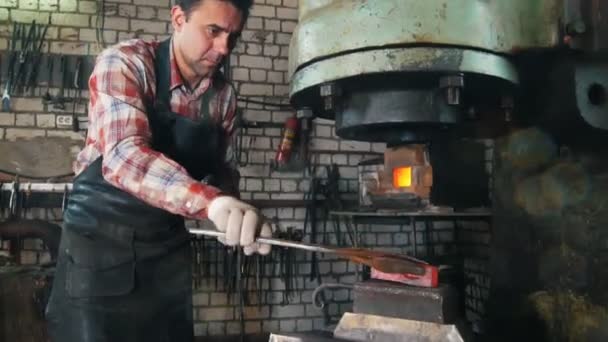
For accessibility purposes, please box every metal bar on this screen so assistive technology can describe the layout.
[0,183,72,193]
[188,228,336,254]
[330,210,492,218]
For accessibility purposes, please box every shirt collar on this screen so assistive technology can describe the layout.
[169,38,211,95]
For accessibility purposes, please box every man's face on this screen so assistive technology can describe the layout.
[171,0,244,81]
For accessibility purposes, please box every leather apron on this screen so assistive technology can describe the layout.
[45,39,224,342]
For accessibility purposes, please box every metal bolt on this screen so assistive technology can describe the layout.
[501,95,514,122]
[439,74,465,106]
[296,107,314,119]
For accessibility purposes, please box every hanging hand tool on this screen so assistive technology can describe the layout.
[12,21,37,95]
[42,55,54,104]
[189,228,439,287]
[25,24,49,96]
[2,22,21,112]
[52,55,69,110]
[71,57,83,132]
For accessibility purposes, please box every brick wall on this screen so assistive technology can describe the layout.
[0,0,493,338]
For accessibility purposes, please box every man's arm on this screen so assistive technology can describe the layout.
[87,48,221,220]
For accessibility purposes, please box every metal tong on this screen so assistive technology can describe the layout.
[188,228,429,276]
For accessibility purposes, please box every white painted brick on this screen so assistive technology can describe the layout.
[281,179,297,192]
[311,138,338,151]
[3,0,17,8]
[59,27,79,41]
[331,154,347,165]
[51,13,89,27]
[11,98,44,112]
[298,179,310,192]
[262,320,279,333]
[247,17,263,30]
[246,179,263,191]
[266,0,281,5]
[0,113,15,126]
[240,83,273,96]
[277,7,298,20]
[246,43,262,55]
[266,71,283,84]
[243,109,270,121]
[283,0,298,8]
[264,45,280,57]
[251,5,275,18]
[245,321,262,334]
[240,55,272,69]
[80,28,117,43]
[281,20,297,33]
[193,292,209,305]
[131,19,166,34]
[79,1,98,13]
[50,41,88,55]
[276,33,291,45]
[18,0,37,10]
[118,4,137,17]
[297,319,313,332]
[36,114,55,128]
[210,293,228,306]
[273,58,288,71]
[0,8,8,22]
[157,8,170,20]
[137,6,156,19]
[12,9,50,24]
[264,179,280,191]
[59,0,77,11]
[46,130,85,140]
[241,29,273,43]
[341,140,371,152]
[277,208,293,219]
[265,127,281,136]
[5,128,45,141]
[294,208,306,220]
[207,322,225,335]
[279,319,297,332]
[97,17,129,31]
[134,0,169,6]
[274,85,289,96]
[251,69,267,82]
[43,26,58,39]
[16,114,35,126]
[318,153,331,165]
[270,193,302,200]
[264,18,280,31]
[271,111,292,123]
[199,307,234,321]
[253,193,270,200]
[193,322,206,336]
[371,142,386,152]
[226,321,241,335]
[339,166,358,179]
[248,150,267,164]
[280,46,289,57]
[251,136,270,149]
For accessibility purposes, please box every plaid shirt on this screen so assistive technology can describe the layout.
[75,39,237,220]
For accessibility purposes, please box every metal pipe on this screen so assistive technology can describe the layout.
[188,228,336,254]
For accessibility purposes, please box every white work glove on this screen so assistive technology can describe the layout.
[207,196,272,255]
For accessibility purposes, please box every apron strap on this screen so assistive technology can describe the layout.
[154,38,217,122]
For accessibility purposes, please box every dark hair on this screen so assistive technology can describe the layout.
[176,0,254,20]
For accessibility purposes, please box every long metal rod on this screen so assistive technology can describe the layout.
[188,228,336,254]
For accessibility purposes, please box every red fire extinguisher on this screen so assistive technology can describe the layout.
[275,116,299,166]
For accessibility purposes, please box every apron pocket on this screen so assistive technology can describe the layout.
[64,227,135,298]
